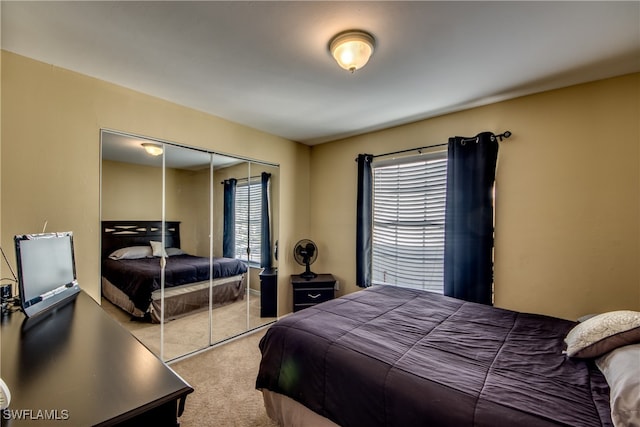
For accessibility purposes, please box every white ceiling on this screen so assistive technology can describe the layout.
[2,1,639,145]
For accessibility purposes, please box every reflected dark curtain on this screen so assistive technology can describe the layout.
[260,172,272,268]
[356,154,373,287]
[223,178,237,258]
[444,132,499,305]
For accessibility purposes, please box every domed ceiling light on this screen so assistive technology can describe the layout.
[142,142,163,156]
[329,30,375,73]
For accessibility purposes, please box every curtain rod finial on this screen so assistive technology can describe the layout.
[496,131,512,142]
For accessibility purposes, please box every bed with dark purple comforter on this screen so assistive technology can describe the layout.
[256,285,612,427]
[102,255,247,312]
[101,220,250,322]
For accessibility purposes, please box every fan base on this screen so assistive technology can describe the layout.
[300,271,317,280]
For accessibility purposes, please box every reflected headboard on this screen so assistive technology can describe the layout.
[101,221,181,260]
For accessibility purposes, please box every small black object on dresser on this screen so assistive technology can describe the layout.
[259,268,278,317]
[291,274,336,312]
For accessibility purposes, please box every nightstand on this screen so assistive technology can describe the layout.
[291,274,336,312]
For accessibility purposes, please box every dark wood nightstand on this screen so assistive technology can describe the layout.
[291,274,336,312]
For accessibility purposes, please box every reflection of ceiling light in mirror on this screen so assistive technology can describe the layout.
[329,30,375,73]
[142,143,163,156]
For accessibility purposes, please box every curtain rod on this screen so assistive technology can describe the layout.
[355,131,512,161]
[220,174,265,184]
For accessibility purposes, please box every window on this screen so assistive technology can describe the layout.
[234,180,262,265]
[372,152,447,293]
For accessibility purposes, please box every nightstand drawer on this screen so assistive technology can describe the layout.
[294,287,334,305]
[291,274,336,312]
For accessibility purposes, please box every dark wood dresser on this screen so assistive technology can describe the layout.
[0,291,193,426]
[291,274,336,312]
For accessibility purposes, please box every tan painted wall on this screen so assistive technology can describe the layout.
[1,51,309,315]
[101,160,206,256]
[102,160,166,221]
[4,49,636,320]
[309,73,640,320]
[174,167,212,257]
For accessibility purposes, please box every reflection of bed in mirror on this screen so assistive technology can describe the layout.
[101,221,247,323]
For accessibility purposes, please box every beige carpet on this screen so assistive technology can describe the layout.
[102,296,276,361]
[170,328,279,427]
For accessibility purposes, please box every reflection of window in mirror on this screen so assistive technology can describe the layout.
[224,169,273,269]
[234,178,262,265]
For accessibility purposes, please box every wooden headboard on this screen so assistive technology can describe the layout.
[101,221,181,260]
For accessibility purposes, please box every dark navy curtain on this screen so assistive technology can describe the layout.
[443,132,499,305]
[356,154,373,287]
[260,172,272,268]
[223,178,237,258]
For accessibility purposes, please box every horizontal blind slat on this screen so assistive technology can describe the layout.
[372,156,447,293]
[234,182,262,263]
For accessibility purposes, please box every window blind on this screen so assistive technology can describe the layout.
[234,181,262,264]
[372,153,447,293]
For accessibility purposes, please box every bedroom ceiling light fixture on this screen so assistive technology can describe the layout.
[142,143,163,156]
[329,30,375,73]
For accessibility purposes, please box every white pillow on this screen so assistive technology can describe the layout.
[564,310,640,358]
[165,247,185,257]
[596,344,640,427]
[150,241,168,258]
[108,246,152,260]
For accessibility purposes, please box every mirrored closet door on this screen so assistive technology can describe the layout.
[210,157,281,343]
[159,144,213,359]
[210,154,250,343]
[247,161,279,331]
[100,130,278,362]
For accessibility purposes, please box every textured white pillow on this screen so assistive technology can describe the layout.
[596,344,640,427]
[165,247,185,257]
[564,310,640,358]
[150,241,168,258]
[108,246,152,260]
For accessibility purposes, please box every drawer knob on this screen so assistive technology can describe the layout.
[308,293,321,299]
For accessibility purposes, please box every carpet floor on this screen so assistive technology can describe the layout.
[169,328,279,427]
[102,296,276,361]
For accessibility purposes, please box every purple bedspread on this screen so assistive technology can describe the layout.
[102,255,247,311]
[256,285,612,427]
